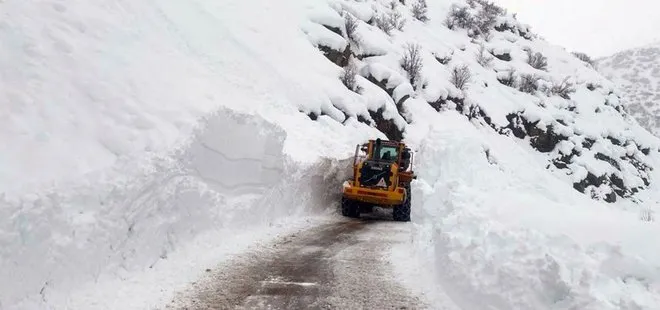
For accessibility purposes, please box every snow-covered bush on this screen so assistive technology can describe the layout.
[470,0,505,36]
[497,69,516,87]
[519,73,540,93]
[447,0,505,37]
[401,43,423,86]
[374,6,406,35]
[411,0,428,22]
[527,50,548,71]
[451,64,472,90]
[445,5,474,31]
[433,50,453,65]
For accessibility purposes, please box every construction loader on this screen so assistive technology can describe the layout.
[341,138,416,221]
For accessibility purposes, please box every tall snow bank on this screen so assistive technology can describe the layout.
[0,110,352,309]
[401,113,660,310]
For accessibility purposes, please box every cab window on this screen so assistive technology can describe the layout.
[376,145,398,162]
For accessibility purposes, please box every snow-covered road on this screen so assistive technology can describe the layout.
[168,211,441,310]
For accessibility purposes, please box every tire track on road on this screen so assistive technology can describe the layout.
[169,213,426,309]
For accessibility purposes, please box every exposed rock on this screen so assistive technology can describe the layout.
[492,51,512,61]
[368,107,404,141]
[318,45,351,67]
[595,153,621,170]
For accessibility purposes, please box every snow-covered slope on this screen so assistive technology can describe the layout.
[312,0,659,203]
[598,42,660,136]
[2,0,660,309]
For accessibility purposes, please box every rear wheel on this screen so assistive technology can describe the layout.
[393,186,411,222]
[341,197,360,218]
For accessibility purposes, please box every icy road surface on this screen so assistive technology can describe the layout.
[168,211,431,309]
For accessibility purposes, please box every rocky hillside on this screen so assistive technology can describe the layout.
[598,42,660,137]
[303,0,659,203]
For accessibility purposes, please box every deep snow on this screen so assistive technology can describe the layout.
[2,0,660,309]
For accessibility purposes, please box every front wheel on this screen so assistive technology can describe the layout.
[393,187,411,222]
[341,197,360,218]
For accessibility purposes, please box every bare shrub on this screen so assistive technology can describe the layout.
[402,43,424,86]
[374,9,405,34]
[475,44,493,68]
[451,64,472,91]
[411,0,429,22]
[519,74,540,93]
[551,77,576,99]
[390,10,406,31]
[374,13,394,34]
[640,208,655,222]
[343,12,358,41]
[341,57,359,91]
[527,50,548,71]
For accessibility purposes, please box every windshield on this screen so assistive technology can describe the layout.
[375,145,398,162]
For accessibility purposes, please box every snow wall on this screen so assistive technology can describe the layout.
[0,109,352,309]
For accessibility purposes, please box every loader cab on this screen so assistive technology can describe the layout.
[354,138,413,172]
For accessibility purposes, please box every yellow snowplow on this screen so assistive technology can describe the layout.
[341,138,416,221]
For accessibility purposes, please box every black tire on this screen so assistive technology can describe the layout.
[359,204,374,213]
[393,186,411,222]
[341,197,360,218]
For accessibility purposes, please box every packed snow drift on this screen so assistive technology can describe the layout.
[2,0,660,309]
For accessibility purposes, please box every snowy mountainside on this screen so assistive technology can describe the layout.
[305,0,659,204]
[598,42,660,137]
[2,0,660,309]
